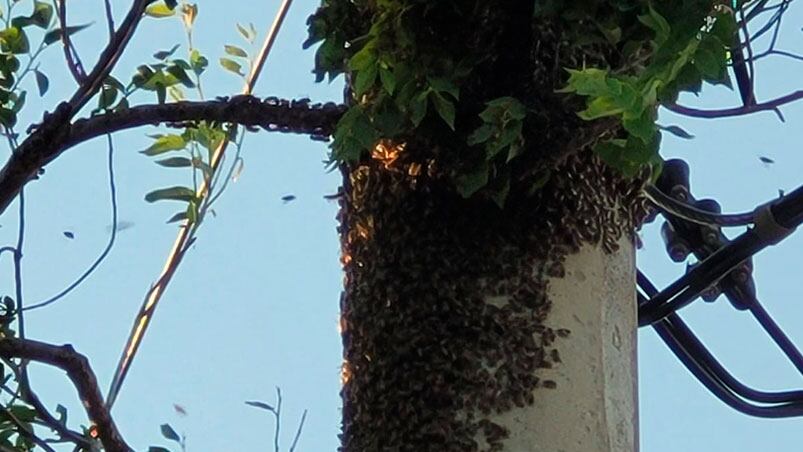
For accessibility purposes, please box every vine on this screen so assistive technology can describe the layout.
[305,0,740,203]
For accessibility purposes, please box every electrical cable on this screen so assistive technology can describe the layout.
[638,271,803,417]
[640,182,803,325]
[643,184,755,227]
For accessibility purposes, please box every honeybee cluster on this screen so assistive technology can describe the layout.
[337,145,646,451]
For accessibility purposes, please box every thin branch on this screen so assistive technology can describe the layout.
[0,97,343,217]
[105,0,297,409]
[274,387,282,452]
[103,0,115,39]
[56,0,86,83]
[663,90,803,119]
[288,409,307,452]
[23,386,90,448]
[0,404,56,452]
[67,0,156,114]
[0,338,131,452]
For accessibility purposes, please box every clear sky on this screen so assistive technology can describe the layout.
[0,1,800,451]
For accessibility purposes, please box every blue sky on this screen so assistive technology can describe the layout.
[0,1,801,450]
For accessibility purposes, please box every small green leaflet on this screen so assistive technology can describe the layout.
[145,186,196,203]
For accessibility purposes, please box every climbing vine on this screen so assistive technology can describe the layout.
[305,0,739,202]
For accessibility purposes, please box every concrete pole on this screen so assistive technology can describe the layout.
[480,239,638,452]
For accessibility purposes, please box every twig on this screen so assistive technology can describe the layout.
[0,404,56,452]
[273,387,282,452]
[105,0,300,409]
[57,0,87,83]
[0,338,132,452]
[23,133,118,311]
[663,89,803,119]
[67,0,156,114]
[103,0,115,39]
[288,409,307,452]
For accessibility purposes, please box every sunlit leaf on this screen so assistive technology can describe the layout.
[219,57,243,76]
[224,45,247,58]
[145,3,176,18]
[141,134,186,155]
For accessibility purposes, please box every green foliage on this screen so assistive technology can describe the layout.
[305,0,738,204]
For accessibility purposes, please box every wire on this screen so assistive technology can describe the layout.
[23,134,118,312]
[643,184,755,227]
[638,271,803,417]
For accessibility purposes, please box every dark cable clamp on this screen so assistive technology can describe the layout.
[753,203,796,245]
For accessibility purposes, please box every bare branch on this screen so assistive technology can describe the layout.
[0,338,132,452]
[57,0,87,83]
[103,0,115,39]
[663,90,803,119]
[68,0,156,114]
[0,97,344,216]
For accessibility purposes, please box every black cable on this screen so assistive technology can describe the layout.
[639,230,766,325]
[643,184,755,227]
[748,300,803,375]
[638,272,803,417]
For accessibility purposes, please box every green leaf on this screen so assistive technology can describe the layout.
[7,405,36,422]
[160,424,181,442]
[145,186,196,203]
[145,3,176,18]
[166,64,195,88]
[190,49,208,75]
[219,57,243,76]
[32,1,53,28]
[427,77,459,100]
[154,44,181,60]
[467,124,493,145]
[348,43,376,71]
[11,90,25,113]
[354,64,377,97]
[166,211,188,223]
[237,23,254,43]
[430,91,455,130]
[578,96,624,120]
[638,6,671,46]
[43,23,91,46]
[454,161,489,198]
[379,66,395,94]
[33,69,48,96]
[98,85,117,110]
[224,45,248,58]
[658,124,695,139]
[155,157,192,167]
[148,447,172,452]
[141,134,187,155]
[622,110,655,142]
[559,68,610,96]
[409,91,429,127]
[0,27,29,54]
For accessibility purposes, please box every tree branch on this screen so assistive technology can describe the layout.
[67,0,156,114]
[57,0,87,83]
[662,90,803,119]
[0,338,131,452]
[0,97,344,216]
